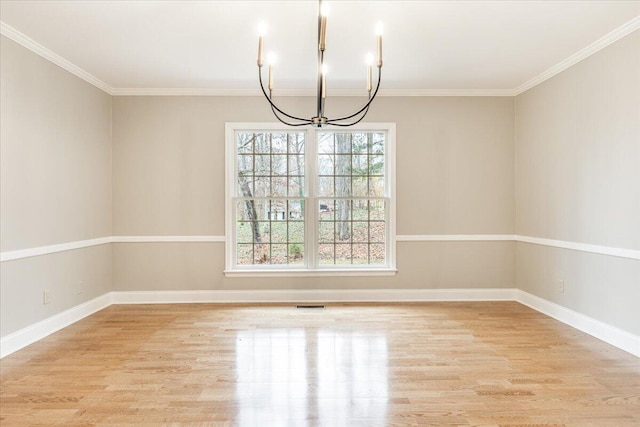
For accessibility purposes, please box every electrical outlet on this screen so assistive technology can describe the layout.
[558,279,565,294]
[43,290,51,305]
[77,280,85,296]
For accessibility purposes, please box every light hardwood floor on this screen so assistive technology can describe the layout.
[1,302,639,426]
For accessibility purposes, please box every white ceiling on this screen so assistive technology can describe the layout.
[1,1,639,95]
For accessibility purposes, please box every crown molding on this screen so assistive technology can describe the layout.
[0,22,114,95]
[3,15,639,98]
[514,15,640,95]
[377,88,517,97]
[110,88,264,97]
[110,87,517,97]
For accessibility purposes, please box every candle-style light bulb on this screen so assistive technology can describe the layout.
[375,22,383,67]
[257,22,267,67]
[321,63,328,98]
[366,53,374,92]
[267,53,276,91]
[258,21,267,37]
[320,2,330,16]
[319,3,329,51]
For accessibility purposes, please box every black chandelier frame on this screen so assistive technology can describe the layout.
[257,0,383,127]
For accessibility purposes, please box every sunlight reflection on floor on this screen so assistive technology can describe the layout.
[235,328,388,425]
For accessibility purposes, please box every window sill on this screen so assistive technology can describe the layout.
[224,268,397,278]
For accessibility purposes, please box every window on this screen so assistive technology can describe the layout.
[225,123,395,276]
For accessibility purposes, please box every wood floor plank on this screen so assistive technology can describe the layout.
[1,302,639,426]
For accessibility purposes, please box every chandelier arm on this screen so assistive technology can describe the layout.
[326,69,382,123]
[325,104,371,127]
[259,68,310,123]
[270,104,312,127]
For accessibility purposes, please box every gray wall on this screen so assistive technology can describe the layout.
[0,36,113,336]
[515,31,640,334]
[111,96,515,291]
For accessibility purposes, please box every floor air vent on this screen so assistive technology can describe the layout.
[296,305,325,309]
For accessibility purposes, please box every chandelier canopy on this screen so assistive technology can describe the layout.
[257,0,384,127]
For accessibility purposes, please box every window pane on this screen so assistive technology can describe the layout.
[235,199,305,266]
[335,134,351,153]
[318,199,335,220]
[254,243,269,264]
[318,177,334,197]
[271,244,288,264]
[335,176,351,197]
[370,221,386,243]
[352,177,368,197]
[371,133,385,154]
[236,221,254,244]
[352,155,368,176]
[369,177,385,197]
[317,198,387,266]
[335,244,352,264]
[369,200,385,220]
[255,133,270,153]
[272,155,287,175]
[237,244,253,265]
[370,244,385,264]
[237,154,253,175]
[236,176,254,198]
[352,222,369,243]
[318,244,335,264]
[288,220,304,242]
[253,176,270,197]
[236,200,260,229]
[318,222,334,243]
[271,177,287,197]
[287,176,304,197]
[352,133,368,154]
[318,133,334,154]
[352,244,369,264]
[288,133,305,154]
[331,199,352,224]
[289,155,304,175]
[318,154,334,175]
[237,133,254,154]
[270,222,287,243]
[352,200,369,219]
[369,155,384,175]
[288,243,304,265]
[334,155,351,175]
[254,154,270,175]
[271,133,287,153]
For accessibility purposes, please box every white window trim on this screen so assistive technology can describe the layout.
[224,122,396,277]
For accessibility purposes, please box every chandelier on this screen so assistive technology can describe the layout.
[257,0,383,127]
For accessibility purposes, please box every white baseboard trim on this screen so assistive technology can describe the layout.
[0,293,112,359]
[514,290,639,357]
[3,289,637,359]
[110,288,517,304]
